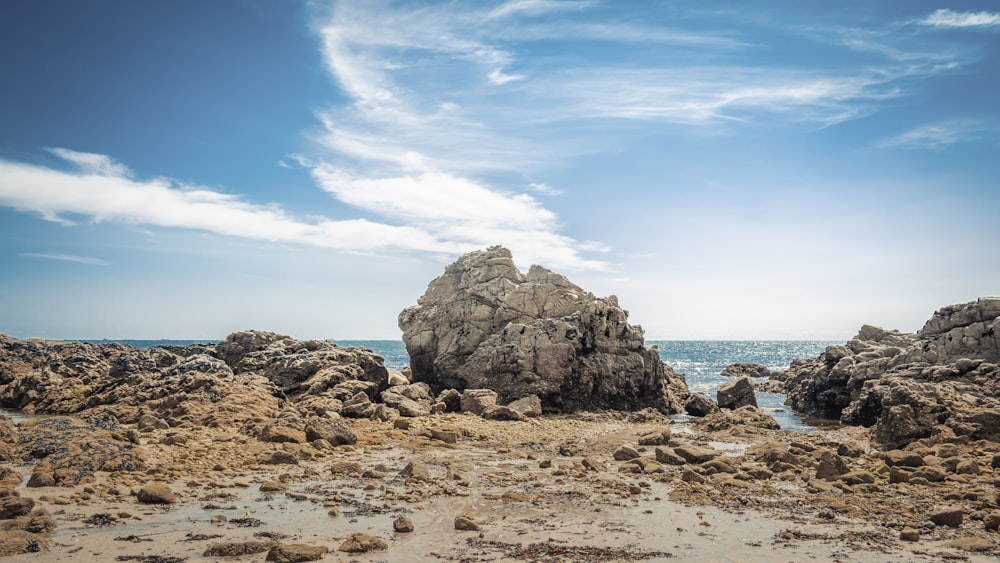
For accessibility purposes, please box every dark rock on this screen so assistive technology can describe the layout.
[507,395,543,417]
[716,377,757,410]
[684,393,716,417]
[0,497,34,519]
[638,429,671,446]
[815,451,849,480]
[481,405,528,421]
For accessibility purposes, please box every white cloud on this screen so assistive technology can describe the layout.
[486,0,597,21]
[527,182,562,195]
[920,9,1000,28]
[20,253,111,266]
[0,152,440,254]
[0,150,606,272]
[875,120,985,150]
[488,68,524,85]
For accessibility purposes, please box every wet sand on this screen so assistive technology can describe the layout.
[9,413,998,562]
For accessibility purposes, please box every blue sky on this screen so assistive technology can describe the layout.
[1,1,998,340]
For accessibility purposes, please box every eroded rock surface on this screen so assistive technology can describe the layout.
[398,246,687,412]
[778,297,1000,448]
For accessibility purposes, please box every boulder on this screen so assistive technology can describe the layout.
[716,377,757,410]
[303,418,357,446]
[508,395,543,417]
[684,393,716,417]
[338,533,387,553]
[398,247,686,412]
[136,483,176,504]
[460,389,498,415]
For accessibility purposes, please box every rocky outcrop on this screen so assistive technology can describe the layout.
[398,246,686,413]
[779,297,1000,448]
[0,331,391,438]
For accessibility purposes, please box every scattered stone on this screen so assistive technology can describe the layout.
[136,484,176,505]
[205,541,276,557]
[338,532,388,553]
[266,542,329,561]
[454,514,480,531]
[721,363,770,379]
[264,451,299,465]
[0,496,34,519]
[613,446,641,461]
[0,530,51,556]
[681,469,706,484]
[303,418,357,445]
[638,429,671,446]
[582,457,606,472]
[942,537,993,552]
[930,507,964,528]
[654,447,685,465]
[673,444,718,464]
[815,451,849,480]
[899,528,920,542]
[393,515,414,533]
[430,429,459,444]
[400,461,431,481]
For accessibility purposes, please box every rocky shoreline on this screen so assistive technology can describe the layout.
[0,248,998,561]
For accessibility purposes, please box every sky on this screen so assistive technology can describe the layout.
[0,0,998,341]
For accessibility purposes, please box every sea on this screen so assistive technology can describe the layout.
[85,339,836,433]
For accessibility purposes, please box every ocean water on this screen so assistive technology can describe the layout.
[80,339,836,432]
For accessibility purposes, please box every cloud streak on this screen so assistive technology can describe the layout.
[875,120,987,150]
[19,253,111,266]
[920,9,1000,29]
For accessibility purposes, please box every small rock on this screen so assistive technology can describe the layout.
[400,461,431,481]
[454,514,480,531]
[684,393,716,417]
[460,389,498,416]
[883,450,924,467]
[507,395,542,417]
[930,506,964,528]
[264,451,299,465]
[393,515,414,532]
[673,444,718,464]
[338,532,388,553]
[0,497,34,519]
[654,447,686,465]
[613,446,641,461]
[205,541,276,557]
[681,469,706,484]
[327,506,340,517]
[259,482,288,493]
[899,528,920,542]
[582,457,606,472]
[638,429,671,446]
[136,483,176,505]
[267,542,330,561]
[815,451,849,480]
[481,405,528,421]
[984,512,1000,531]
[430,429,459,444]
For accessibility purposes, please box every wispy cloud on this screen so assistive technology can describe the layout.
[0,149,605,272]
[875,120,987,150]
[20,253,111,266]
[920,9,1000,29]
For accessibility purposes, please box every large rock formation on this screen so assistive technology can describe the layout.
[398,246,686,413]
[778,297,1000,448]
